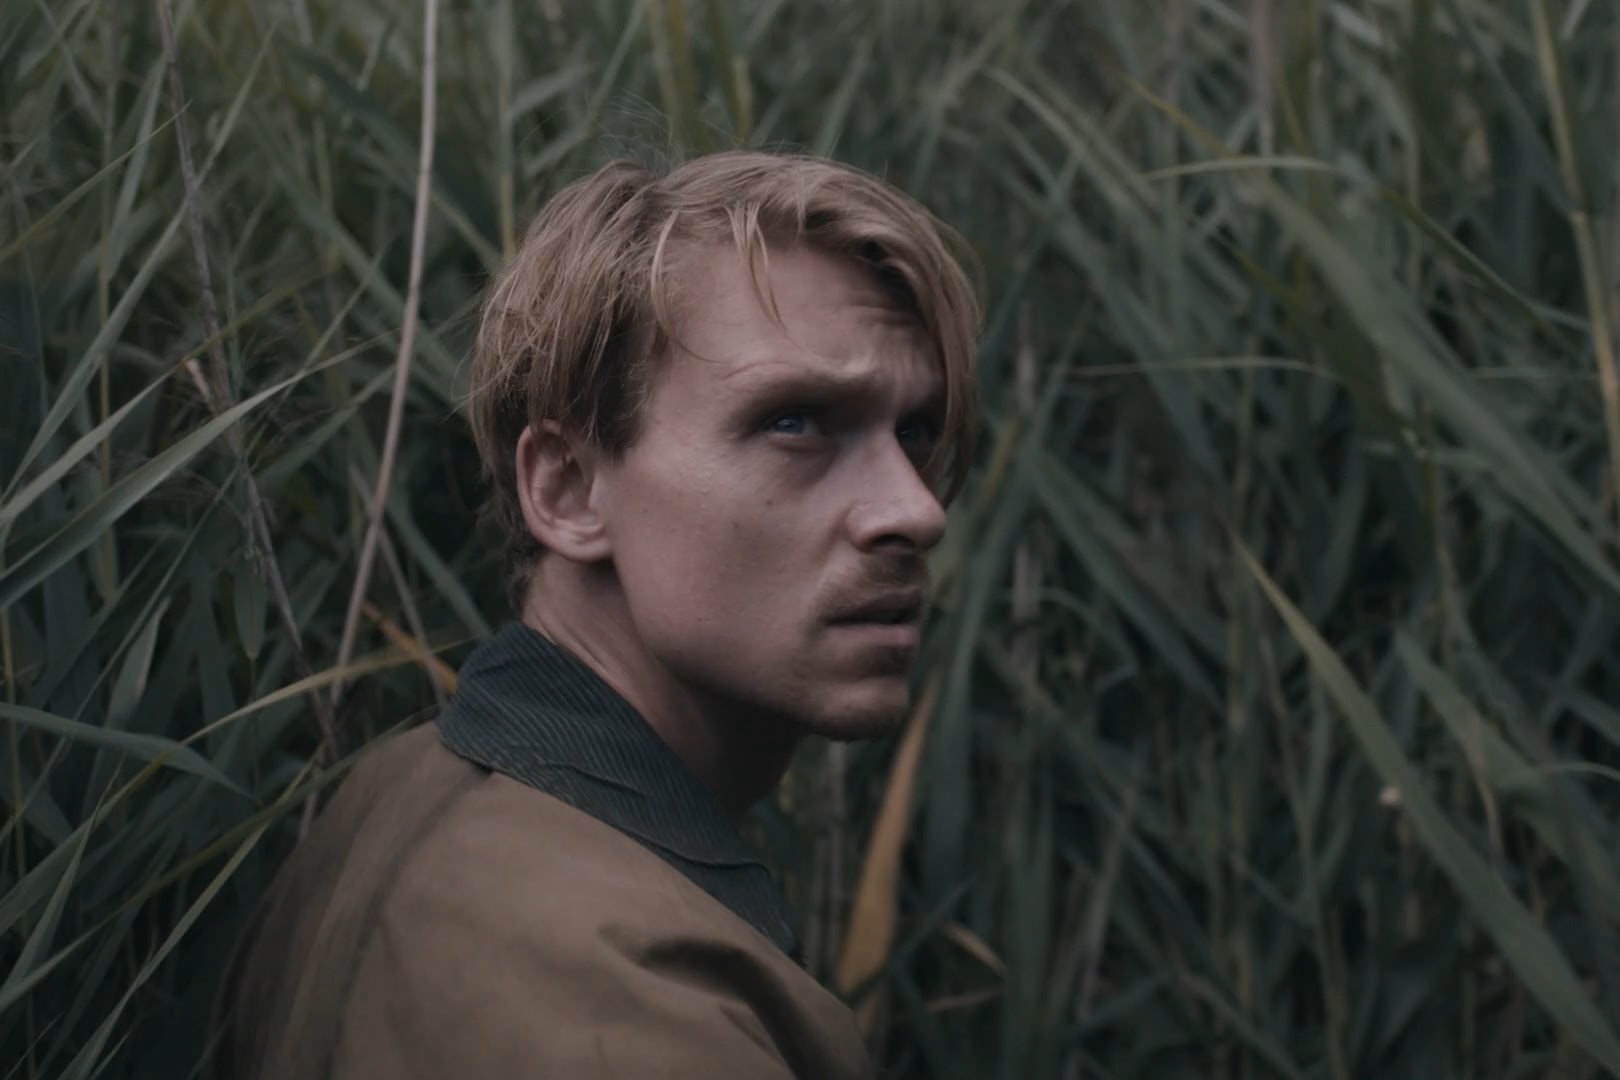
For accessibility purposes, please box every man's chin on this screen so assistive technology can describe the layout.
[798,681,916,741]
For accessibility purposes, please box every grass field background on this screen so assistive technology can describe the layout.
[4,1,1620,1077]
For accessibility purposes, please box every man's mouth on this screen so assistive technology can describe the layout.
[828,588,926,626]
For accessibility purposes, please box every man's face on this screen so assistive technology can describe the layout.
[592,243,948,740]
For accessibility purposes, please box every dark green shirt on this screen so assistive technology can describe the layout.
[437,621,801,957]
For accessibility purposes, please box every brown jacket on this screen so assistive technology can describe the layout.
[213,626,874,1079]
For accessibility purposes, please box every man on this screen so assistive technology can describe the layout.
[211,149,980,1078]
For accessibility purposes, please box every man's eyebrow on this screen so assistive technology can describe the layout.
[725,362,945,413]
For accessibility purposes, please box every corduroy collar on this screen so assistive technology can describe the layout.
[437,621,801,957]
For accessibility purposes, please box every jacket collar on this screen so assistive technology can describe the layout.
[437,621,801,957]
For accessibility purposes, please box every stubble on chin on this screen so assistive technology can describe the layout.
[814,711,911,743]
[801,675,917,742]
[753,626,922,740]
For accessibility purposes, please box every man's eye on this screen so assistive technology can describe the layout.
[767,411,821,437]
[897,418,939,450]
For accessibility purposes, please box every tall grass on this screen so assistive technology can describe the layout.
[4,1,1620,1077]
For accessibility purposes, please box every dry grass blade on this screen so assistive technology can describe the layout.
[362,601,457,698]
[1530,0,1620,531]
[330,0,441,725]
[837,675,939,1033]
[152,0,336,755]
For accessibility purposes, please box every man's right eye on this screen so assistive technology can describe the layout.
[766,411,821,437]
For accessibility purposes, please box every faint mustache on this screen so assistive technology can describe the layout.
[823,560,930,623]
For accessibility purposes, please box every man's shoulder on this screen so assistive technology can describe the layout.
[383,751,755,947]
[318,718,775,957]
[347,755,873,1079]
[209,720,476,1080]
[222,721,872,1080]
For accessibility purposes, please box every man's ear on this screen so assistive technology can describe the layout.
[514,420,613,563]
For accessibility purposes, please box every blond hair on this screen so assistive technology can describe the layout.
[469,150,981,608]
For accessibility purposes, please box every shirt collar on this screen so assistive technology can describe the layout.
[437,621,801,957]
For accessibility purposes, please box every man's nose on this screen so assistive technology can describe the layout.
[847,437,949,555]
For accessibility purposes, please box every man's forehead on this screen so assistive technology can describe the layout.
[667,244,944,401]
[715,338,944,402]
[719,295,937,371]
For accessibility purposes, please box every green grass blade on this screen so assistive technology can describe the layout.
[1242,541,1620,1074]
[0,797,94,1005]
[55,820,269,1080]
[0,377,164,529]
[0,363,322,612]
[0,703,242,796]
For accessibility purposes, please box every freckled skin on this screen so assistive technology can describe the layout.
[521,245,947,812]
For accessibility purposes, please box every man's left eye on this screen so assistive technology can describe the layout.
[897,418,939,449]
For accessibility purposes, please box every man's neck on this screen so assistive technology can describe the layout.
[520,561,799,818]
